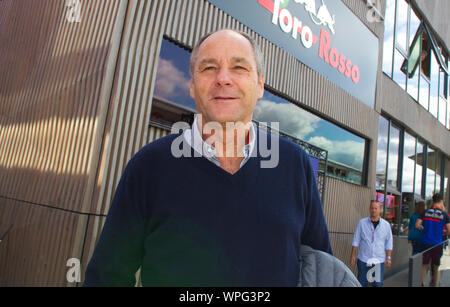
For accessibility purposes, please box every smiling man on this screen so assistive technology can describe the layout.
[84,29,331,287]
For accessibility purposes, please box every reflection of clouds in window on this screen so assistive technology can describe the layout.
[254,100,320,140]
[384,0,395,32]
[307,136,364,171]
[419,76,429,109]
[396,0,408,51]
[402,134,416,193]
[426,170,436,198]
[382,0,396,75]
[254,98,365,174]
[154,58,190,99]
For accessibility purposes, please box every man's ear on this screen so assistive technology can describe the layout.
[258,74,265,99]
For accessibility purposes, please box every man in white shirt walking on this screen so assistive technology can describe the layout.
[350,200,393,287]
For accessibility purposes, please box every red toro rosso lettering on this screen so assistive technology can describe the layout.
[319,29,360,84]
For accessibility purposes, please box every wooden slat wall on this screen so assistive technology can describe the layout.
[0,0,126,286]
[83,0,382,272]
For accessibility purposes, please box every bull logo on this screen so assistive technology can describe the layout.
[295,0,336,34]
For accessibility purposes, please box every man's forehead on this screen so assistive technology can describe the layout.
[197,31,253,55]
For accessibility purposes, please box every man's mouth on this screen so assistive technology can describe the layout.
[213,96,238,102]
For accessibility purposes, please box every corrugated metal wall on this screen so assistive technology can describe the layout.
[1,0,418,285]
[0,0,127,286]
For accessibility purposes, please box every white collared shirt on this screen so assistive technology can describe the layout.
[352,217,393,263]
[183,114,256,169]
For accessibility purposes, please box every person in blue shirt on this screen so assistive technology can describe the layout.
[416,193,450,287]
[408,201,425,255]
[350,200,393,287]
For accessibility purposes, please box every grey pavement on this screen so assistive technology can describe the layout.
[384,245,450,287]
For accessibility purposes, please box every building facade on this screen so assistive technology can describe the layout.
[0,0,449,286]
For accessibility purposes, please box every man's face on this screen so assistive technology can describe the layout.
[370,202,382,219]
[190,30,264,125]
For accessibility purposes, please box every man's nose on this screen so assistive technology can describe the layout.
[215,67,232,86]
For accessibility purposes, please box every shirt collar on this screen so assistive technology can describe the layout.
[185,114,256,161]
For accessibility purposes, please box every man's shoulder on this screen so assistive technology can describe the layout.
[379,218,391,228]
[359,217,370,223]
[130,133,180,166]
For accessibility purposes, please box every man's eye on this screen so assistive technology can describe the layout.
[203,66,216,71]
[234,66,248,71]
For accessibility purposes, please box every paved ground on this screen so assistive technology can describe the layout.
[384,246,450,287]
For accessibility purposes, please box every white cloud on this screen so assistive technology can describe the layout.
[154,58,190,99]
[307,136,365,170]
[254,100,320,140]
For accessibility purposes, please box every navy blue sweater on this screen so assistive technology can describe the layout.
[84,130,332,286]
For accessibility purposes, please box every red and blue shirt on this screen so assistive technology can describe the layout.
[419,207,450,246]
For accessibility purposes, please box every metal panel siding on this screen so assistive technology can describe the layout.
[0,0,125,286]
[0,198,83,286]
[0,0,395,285]
[0,0,121,212]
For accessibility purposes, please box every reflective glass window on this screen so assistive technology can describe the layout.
[444,159,449,207]
[419,75,430,110]
[425,147,436,201]
[415,142,424,197]
[376,116,390,191]
[429,52,439,118]
[396,0,408,52]
[399,133,416,236]
[387,125,400,190]
[382,0,396,75]
[402,132,416,193]
[436,153,442,196]
[254,91,367,185]
[439,96,447,126]
[394,49,407,90]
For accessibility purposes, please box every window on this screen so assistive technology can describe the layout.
[152,38,196,129]
[254,91,367,185]
[374,117,450,235]
[383,0,450,129]
[415,141,424,197]
[444,159,449,209]
[376,116,389,191]
[395,0,408,52]
[402,132,416,193]
[388,124,400,190]
[399,132,416,236]
[382,0,396,75]
[394,49,407,90]
[425,146,436,201]
[429,51,440,118]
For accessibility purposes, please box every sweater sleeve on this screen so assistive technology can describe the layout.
[299,152,333,255]
[83,154,148,286]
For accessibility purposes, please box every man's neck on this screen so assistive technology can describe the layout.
[370,217,380,222]
[198,118,251,174]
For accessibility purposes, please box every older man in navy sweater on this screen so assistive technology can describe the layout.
[84,29,332,286]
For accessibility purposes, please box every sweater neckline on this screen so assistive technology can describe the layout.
[188,152,261,180]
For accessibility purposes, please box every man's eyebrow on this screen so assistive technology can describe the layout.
[197,58,219,67]
[231,57,252,66]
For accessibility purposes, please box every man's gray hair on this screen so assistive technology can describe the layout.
[189,29,265,78]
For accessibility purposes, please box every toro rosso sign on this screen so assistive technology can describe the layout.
[205,0,378,108]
